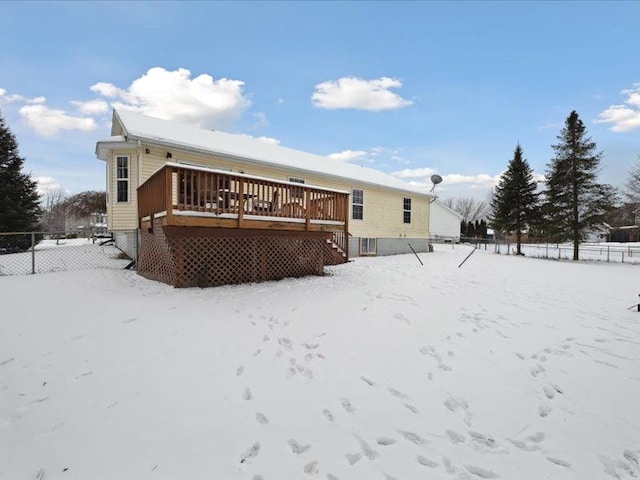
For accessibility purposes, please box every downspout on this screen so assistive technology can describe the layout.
[137,140,142,188]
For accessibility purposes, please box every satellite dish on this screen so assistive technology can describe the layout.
[429,174,443,193]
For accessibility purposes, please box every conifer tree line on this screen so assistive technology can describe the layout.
[490,110,616,260]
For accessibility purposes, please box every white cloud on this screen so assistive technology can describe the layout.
[312,76,412,111]
[35,176,64,196]
[19,104,98,137]
[236,133,280,145]
[596,82,640,132]
[328,150,368,162]
[0,88,46,105]
[257,136,280,145]
[392,167,439,179]
[90,67,251,129]
[252,112,270,129]
[393,168,501,189]
[71,99,109,115]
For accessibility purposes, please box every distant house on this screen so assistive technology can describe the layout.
[95,110,434,287]
[429,200,462,242]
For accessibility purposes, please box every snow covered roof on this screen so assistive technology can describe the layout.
[96,110,432,197]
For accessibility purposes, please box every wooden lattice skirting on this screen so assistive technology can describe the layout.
[138,220,346,288]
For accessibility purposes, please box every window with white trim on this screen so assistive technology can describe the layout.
[116,155,129,203]
[352,189,364,220]
[360,237,376,255]
[403,197,412,224]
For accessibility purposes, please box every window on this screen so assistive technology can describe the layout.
[289,177,305,199]
[116,156,129,202]
[352,189,364,220]
[403,197,412,224]
[360,237,376,255]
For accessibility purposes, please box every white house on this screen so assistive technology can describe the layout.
[429,200,462,242]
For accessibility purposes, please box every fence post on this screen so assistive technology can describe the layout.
[607,246,610,262]
[622,251,624,263]
[546,242,549,259]
[31,232,35,274]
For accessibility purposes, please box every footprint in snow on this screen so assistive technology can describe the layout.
[0,357,15,367]
[340,398,355,414]
[417,455,439,468]
[263,335,270,342]
[323,409,335,422]
[538,405,551,418]
[236,366,244,376]
[469,431,496,448]
[465,464,499,478]
[303,461,318,474]
[397,430,426,445]
[123,317,138,323]
[526,432,545,443]
[256,413,269,424]
[530,364,546,377]
[376,437,396,446]
[509,438,540,452]
[354,434,378,460]
[543,385,556,399]
[240,442,260,463]
[446,430,466,444]
[346,453,362,465]
[403,403,419,413]
[288,439,311,454]
[242,388,252,401]
[302,343,319,350]
[547,457,571,468]
[253,349,262,357]
[360,376,375,386]
[388,388,409,399]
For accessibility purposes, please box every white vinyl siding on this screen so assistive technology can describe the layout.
[110,142,430,237]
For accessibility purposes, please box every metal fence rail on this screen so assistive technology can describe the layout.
[0,230,137,276]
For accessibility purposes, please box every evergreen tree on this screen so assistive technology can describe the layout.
[460,220,467,237]
[490,143,539,255]
[543,111,615,260]
[0,112,42,252]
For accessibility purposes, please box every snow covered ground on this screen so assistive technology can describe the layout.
[1,245,639,480]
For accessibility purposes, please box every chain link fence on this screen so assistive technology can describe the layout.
[464,238,640,264]
[0,230,137,276]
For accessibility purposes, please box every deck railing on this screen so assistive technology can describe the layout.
[138,163,350,253]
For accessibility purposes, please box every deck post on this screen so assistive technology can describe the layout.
[305,189,311,230]
[238,178,245,228]
[165,166,173,225]
[344,193,349,259]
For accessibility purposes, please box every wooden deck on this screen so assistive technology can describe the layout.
[137,163,350,256]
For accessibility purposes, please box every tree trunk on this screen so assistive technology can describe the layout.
[516,230,522,255]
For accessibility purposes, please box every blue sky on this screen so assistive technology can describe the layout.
[1,1,639,201]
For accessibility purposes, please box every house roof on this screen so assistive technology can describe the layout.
[96,110,432,197]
